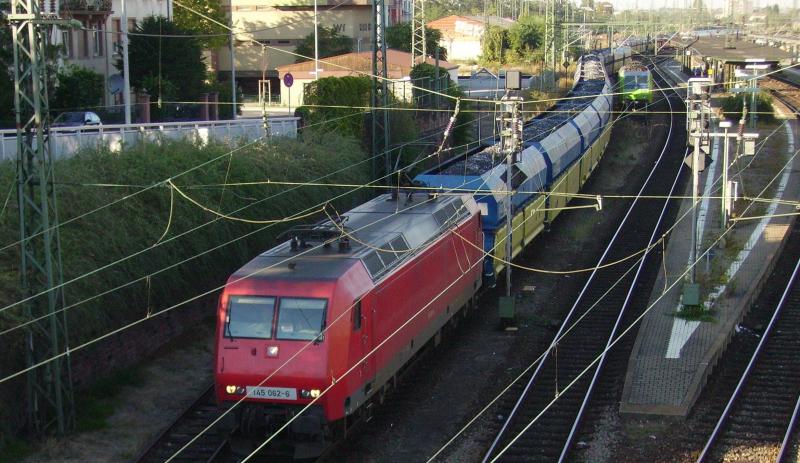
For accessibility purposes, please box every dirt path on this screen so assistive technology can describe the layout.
[22,323,214,463]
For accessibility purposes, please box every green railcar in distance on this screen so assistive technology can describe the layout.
[619,64,653,106]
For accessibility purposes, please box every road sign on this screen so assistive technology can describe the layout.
[283,72,294,88]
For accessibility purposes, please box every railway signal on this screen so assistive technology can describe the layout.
[498,71,523,329]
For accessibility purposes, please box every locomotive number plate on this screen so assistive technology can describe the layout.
[246,386,297,400]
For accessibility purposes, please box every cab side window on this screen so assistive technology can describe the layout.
[353,300,362,331]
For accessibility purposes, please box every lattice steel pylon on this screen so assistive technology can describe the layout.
[9,0,74,436]
[371,0,390,181]
[543,0,560,89]
[411,0,425,66]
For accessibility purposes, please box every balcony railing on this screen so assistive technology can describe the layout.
[59,0,112,14]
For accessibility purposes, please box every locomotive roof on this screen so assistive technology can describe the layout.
[231,193,473,283]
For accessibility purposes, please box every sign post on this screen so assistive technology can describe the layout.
[284,72,294,114]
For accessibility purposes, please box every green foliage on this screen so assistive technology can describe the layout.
[721,92,775,123]
[173,0,228,48]
[409,63,473,147]
[294,26,352,63]
[300,76,372,139]
[206,75,243,120]
[481,26,509,64]
[507,15,544,62]
[0,3,14,128]
[122,16,206,101]
[0,134,370,445]
[51,65,105,112]
[75,368,145,432]
[386,22,447,61]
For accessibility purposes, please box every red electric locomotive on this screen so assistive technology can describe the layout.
[214,192,484,458]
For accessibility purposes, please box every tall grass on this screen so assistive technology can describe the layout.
[0,130,370,448]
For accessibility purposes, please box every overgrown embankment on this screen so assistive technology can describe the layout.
[0,131,370,451]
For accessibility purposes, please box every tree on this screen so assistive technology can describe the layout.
[300,76,372,139]
[121,16,206,101]
[481,26,509,63]
[0,0,15,127]
[386,22,447,61]
[51,65,105,112]
[173,0,228,48]
[507,15,544,62]
[294,26,352,63]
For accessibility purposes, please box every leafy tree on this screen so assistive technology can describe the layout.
[507,15,544,62]
[300,76,371,139]
[173,0,228,48]
[409,63,472,146]
[481,26,509,63]
[51,65,105,112]
[121,16,206,101]
[294,26,352,63]
[0,0,15,127]
[386,22,447,60]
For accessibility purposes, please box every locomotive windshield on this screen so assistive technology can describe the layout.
[276,298,327,341]
[226,296,276,339]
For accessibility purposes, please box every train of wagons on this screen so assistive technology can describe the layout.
[213,41,649,459]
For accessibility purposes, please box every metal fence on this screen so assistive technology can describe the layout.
[0,117,299,161]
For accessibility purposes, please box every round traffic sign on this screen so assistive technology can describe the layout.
[283,72,294,88]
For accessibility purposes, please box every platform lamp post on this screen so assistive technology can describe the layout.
[498,70,523,329]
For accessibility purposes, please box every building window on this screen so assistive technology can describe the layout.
[359,23,372,32]
[127,18,137,31]
[92,25,103,57]
[61,29,73,58]
[112,18,121,51]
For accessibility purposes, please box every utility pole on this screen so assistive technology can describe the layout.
[121,0,131,124]
[710,120,758,226]
[314,0,319,79]
[9,0,75,435]
[229,21,237,120]
[498,70,522,329]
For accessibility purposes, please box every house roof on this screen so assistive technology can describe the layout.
[276,49,458,80]
[427,14,515,33]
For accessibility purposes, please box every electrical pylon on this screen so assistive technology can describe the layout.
[371,0,390,181]
[411,0,426,66]
[8,0,74,436]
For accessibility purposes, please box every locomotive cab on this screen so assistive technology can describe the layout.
[214,251,372,458]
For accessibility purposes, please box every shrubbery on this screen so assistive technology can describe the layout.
[0,132,370,446]
[720,92,776,123]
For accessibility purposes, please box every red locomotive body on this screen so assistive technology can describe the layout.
[214,193,483,458]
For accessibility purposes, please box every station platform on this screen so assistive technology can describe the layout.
[619,119,800,416]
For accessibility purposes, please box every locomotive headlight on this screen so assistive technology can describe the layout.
[225,385,246,395]
[301,389,322,399]
[267,346,279,357]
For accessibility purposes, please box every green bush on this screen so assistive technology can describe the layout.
[720,92,776,123]
[0,132,369,445]
[50,65,105,113]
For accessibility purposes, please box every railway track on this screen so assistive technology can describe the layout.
[697,221,800,463]
[762,74,800,117]
[135,384,233,463]
[482,60,688,462]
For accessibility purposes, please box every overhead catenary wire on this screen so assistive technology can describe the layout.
[182,62,675,461]
[428,136,800,463]
[486,143,800,463]
[0,103,479,336]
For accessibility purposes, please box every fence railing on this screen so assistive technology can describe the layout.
[0,117,299,161]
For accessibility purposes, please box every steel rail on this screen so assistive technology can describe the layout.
[777,392,800,463]
[482,55,679,462]
[696,257,800,462]
[557,59,684,462]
